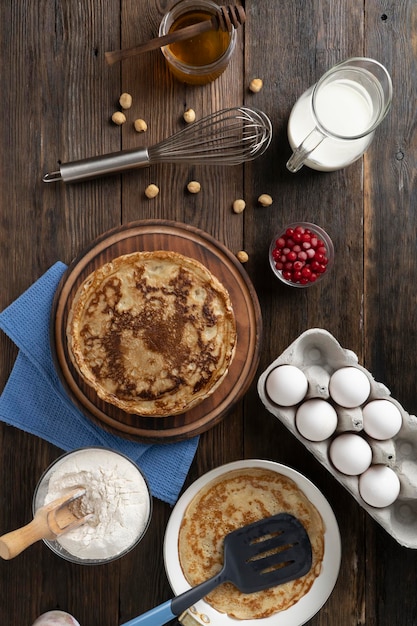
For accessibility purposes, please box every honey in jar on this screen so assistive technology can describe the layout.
[159,0,237,85]
[168,10,230,67]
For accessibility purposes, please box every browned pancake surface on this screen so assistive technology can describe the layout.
[178,468,325,619]
[67,251,236,416]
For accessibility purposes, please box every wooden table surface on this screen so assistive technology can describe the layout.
[1,1,417,624]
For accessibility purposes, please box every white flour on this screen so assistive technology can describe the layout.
[43,449,151,560]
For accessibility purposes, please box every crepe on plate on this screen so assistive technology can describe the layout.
[67,250,236,417]
[178,467,325,620]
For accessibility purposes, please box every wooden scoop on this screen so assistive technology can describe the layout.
[105,5,246,65]
[0,487,93,560]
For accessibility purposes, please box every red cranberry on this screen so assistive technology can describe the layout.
[271,224,332,285]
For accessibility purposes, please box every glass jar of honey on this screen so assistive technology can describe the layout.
[159,0,237,85]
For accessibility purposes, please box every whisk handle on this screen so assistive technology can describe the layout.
[42,147,150,183]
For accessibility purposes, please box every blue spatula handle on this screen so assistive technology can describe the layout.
[120,600,175,626]
[121,571,225,626]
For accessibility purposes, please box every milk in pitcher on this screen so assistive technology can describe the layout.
[288,81,375,171]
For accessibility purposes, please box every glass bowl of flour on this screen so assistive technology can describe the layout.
[33,447,152,564]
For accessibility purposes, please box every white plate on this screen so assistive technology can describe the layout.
[163,459,341,626]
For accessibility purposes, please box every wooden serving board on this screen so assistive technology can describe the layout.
[52,220,262,443]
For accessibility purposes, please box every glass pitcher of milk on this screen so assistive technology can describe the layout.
[286,57,392,173]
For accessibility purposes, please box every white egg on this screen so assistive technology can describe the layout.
[265,365,308,406]
[329,366,371,408]
[362,399,402,440]
[359,464,400,508]
[295,399,338,441]
[329,433,372,475]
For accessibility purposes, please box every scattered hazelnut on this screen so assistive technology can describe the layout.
[187,180,201,194]
[134,118,148,133]
[258,193,273,207]
[145,184,159,199]
[111,111,126,125]
[232,199,246,214]
[249,78,263,93]
[183,108,196,123]
[119,92,133,109]
[236,250,249,263]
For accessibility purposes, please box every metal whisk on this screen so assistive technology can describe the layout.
[42,107,272,183]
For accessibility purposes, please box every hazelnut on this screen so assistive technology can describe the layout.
[249,78,263,93]
[258,193,273,207]
[183,108,196,123]
[134,118,148,133]
[187,180,201,194]
[236,250,249,263]
[111,111,126,125]
[145,184,159,198]
[119,92,133,109]
[232,199,246,213]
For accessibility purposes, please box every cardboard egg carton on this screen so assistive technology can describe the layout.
[257,328,417,548]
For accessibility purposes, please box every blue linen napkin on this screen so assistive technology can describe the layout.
[0,262,199,506]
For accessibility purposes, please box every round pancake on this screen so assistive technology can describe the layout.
[178,467,325,619]
[66,250,237,417]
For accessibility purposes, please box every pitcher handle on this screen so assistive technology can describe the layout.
[286,128,326,173]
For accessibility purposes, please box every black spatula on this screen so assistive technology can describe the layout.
[121,512,312,626]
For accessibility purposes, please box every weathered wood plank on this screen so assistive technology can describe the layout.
[1,1,417,625]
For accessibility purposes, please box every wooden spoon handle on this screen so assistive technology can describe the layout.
[105,17,215,65]
[0,516,52,560]
[0,489,86,560]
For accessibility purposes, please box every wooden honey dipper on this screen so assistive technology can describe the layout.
[105,5,246,65]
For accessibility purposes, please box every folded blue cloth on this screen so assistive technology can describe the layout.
[0,262,199,506]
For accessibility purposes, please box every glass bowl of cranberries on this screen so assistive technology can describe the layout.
[269,222,334,287]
